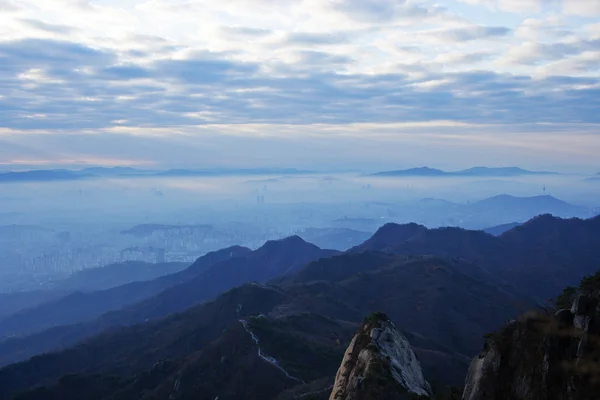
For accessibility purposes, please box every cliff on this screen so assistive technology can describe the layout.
[329,313,431,400]
[462,294,600,400]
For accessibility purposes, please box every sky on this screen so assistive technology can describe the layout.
[0,0,599,172]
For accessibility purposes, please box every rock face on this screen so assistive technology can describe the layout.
[462,294,600,400]
[329,313,431,400]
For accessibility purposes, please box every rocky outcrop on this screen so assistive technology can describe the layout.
[462,294,600,400]
[329,313,431,400]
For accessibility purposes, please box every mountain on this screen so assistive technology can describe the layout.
[0,246,251,341]
[155,168,313,177]
[329,313,431,400]
[2,216,599,398]
[458,195,588,229]
[0,170,90,183]
[370,167,446,177]
[482,222,522,236]
[455,166,556,177]
[296,228,372,251]
[370,166,557,177]
[0,237,335,362]
[0,261,188,320]
[0,290,70,320]
[470,195,581,216]
[462,294,600,400]
[352,215,600,301]
[50,261,189,292]
[0,252,531,398]
[0,167,314,183]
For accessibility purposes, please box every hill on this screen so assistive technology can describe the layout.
[0,253,530,399]
[0,246,251,341]
[353,215,600,300]
[0,238,335,361]
[50,261,189,292]
[370,166,557,177]
[370,167,446,177]
[0,167,314,183]
[0,170,90,183]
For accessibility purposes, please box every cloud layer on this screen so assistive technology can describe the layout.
[0,0,599,169]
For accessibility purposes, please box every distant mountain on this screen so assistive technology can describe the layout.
[0,291,69,320]
[470,194,582,215]
[0,237,335,363]
[482,222,522,236]
[460,195,588,228]
[50,261,189,292]
[0,167,315,183]
[371,166,557,177]
[0,170,90,183]
[79,167,158,176]
[371,167,447,177]
[155,168,313,177]
[455,166,557,176]
[0,246,251,342]
[0,253,529,398]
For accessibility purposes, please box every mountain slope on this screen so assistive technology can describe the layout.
[0,253,531,398]
[0,238,335,365]
[0,246,251,340]
[51,261,189,292]
[353,215,600,300]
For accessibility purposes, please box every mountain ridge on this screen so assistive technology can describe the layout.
[370,166,558,177]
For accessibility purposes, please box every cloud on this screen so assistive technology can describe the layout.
[433,26,511,42]
[0,0,598,170]
[283,32,350,46]
[19,19,75,34]
[457,0,600,15]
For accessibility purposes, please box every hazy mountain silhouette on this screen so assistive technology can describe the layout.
[370,166,557,177]
[482,222,522,236]
[370,167,447,177]
[50,261,189,292]
[0,246,251,340]
[0,167,314,183]
[0,170,90,183]
[0,238,334,362]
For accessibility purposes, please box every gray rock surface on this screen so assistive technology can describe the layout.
[462,295,600,400]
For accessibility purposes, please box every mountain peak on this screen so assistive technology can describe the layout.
[259,235,311,250]
[329,313,431,400]
[353,223,426,253]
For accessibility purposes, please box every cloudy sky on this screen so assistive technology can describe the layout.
[0,0,599,172]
